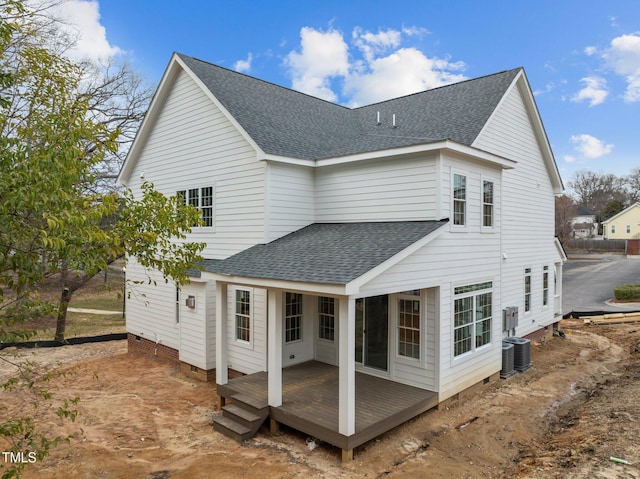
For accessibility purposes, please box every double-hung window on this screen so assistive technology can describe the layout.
[285,293,302,343]
[482,180,494,227]
[235,289,251,343]
[318,296,335,341]
[453,174,466,226]
[543,266,549,307]
[524,268,532,312]
[454,282,492,357]
[398,297,420,359]
[177,186,214,227]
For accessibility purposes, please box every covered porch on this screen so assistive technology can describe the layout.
[216,360,439,455]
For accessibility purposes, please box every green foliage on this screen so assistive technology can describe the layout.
[614,284,640,301]
[0,1,204,476]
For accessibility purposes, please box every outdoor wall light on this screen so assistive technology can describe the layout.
[186,295,196,309]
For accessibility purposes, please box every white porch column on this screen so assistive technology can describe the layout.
[215,282,228,385]
[267,289,283,407]
[338,296,356,436]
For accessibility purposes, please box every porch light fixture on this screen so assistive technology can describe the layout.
[186,295,196,309]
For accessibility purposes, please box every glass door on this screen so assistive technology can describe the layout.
[355,295,389,371]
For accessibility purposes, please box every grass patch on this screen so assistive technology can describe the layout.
[27,312,125,340]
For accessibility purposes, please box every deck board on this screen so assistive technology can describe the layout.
[217,361,438,450]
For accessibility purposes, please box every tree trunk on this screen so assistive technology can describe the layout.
[54,287,72,343]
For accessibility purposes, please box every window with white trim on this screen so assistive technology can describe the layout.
[543,266,549,307]
[235,289,251,342]
[454,282,492,357]
[285,292,302,343]
[453,173,466,226]
[524,268,532,312]
[611,225,616,234]
[627,224,631,234]
[482,180,494,227]
[177,186,214,227]
[398,298,420,359]
[318,296,335,341]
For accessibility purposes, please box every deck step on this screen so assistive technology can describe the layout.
[222,403,262,428]
[213,415,252,442]
[231,393,269,413]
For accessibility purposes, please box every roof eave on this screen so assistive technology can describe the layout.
[262,140,516,170]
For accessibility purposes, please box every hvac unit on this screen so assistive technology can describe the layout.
[500,341,516,379]
[503,337,532,372]
[502,307,519,332]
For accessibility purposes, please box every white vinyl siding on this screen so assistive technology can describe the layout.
[314,156,438,222]
[178,280,216,370]
[126,68,265,260]
[473,80,558,336]
[265,162,314,242]
[226,286,266,374]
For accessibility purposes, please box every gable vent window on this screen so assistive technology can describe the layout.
[177,186,214,227]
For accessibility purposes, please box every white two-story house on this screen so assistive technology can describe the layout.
[117,53,565,460]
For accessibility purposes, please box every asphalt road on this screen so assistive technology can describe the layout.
[563,253,640,315]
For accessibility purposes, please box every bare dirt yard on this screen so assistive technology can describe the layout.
[1,319,639,479]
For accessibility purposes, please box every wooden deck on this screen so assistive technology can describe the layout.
[217,361,439,451]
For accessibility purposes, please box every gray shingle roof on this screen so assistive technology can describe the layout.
[204,221,448,284]
[177,53,520,161]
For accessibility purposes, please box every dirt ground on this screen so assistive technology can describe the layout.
[1,319,639,479]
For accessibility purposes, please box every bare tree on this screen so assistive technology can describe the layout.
[555,194,578,244]
[568,170,627,217]
[625,167,640,204]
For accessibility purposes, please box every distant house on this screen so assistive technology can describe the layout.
[117,53,565,460]
[571,204,597,238]
[603,203,640,240]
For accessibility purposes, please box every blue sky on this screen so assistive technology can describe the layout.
[55,0,640,186]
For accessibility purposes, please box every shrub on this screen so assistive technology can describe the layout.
[614,284,640,301]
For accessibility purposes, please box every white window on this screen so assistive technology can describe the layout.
[398,298,420,359]
[454,282,492,357]
[453,173,466,226]
[543,266,549,307]
[627,225,631,234]
[175,287,180,324]
[611,225,616,234]
[177,186,214,227]
[318,296,335,341]
[285,292,302,343]
[482,180,494,227]
[235,289,251,342]
[524,268,532,312]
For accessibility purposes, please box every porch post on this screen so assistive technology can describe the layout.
[338,296,356,436]
[215,281,228,385]
[267,289,283,407]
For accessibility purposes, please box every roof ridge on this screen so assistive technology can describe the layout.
[353,67,523,110]
[176,52,352,111]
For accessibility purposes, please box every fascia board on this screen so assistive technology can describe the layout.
[201,272,346,296]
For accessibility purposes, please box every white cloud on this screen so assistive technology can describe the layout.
[234,53,253,73]
[49,0,122,62]
[284,25,466,106]
[564,155,576,163]
[284,27,349,102]
[584,46,597,56]
[571,76,608,106]
[570,134,614,159]
[344,48,465,106]
[603,33,640,102]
